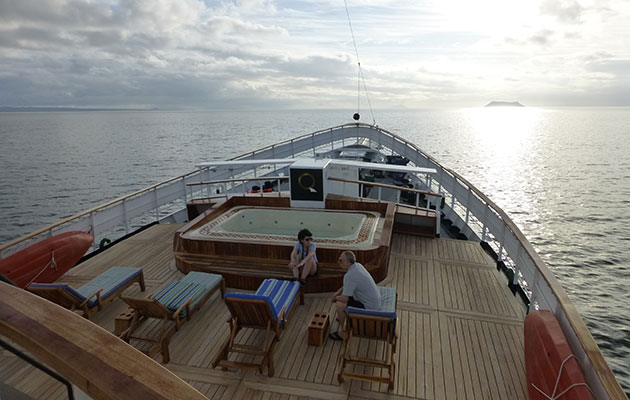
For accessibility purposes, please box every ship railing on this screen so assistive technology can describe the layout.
[0,169,213,259]
[186,176,289,199]
[0,338,75,399]
[326,176,443,235]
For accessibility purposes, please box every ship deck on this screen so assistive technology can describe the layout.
[1,223,528,399]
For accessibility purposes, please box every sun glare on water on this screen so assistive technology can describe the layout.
[463,107,543,156]
[458,106,547,224]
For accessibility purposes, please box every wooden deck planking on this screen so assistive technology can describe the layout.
[2,227,529,399]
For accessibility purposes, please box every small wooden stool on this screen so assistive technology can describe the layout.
[114,306,135,336]
[308,312,330,346]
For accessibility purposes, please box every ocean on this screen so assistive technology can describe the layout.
[1,108,628,392]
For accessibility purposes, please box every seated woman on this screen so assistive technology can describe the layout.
[288,229,318,285]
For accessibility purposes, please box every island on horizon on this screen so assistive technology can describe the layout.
[484,101,525,107]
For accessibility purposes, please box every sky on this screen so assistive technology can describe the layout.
[0,0,629,109]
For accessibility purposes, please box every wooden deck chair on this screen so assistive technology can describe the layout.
[119,271,224,363]
[212,279,303,377]
[27,266,145,319]
[337,286,398,390]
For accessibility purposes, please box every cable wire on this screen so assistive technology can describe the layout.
[344,0,376,125]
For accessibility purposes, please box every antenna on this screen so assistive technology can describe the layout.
[344,0,376,125]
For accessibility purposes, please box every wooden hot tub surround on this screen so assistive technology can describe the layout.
[173,195,394,293]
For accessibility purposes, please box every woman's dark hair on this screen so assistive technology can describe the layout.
[297,229,312,241]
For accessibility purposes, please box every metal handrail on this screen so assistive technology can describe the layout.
[186,176,289,186]
[327,176,443,198]
[0,171,205,253]
[0,338,74,399]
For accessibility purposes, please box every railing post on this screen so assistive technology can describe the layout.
[153,187,160,222]
[182,176,188,203]
[481,205,489,242]
[378,187,382,203]
[497,223,506,262]
[89,212,97,251]
[122,198,129,235]
[436,205,441,237]
[465,188,471,225]
[415,192,419,215]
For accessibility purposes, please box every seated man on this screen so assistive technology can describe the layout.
[329,250,381,340]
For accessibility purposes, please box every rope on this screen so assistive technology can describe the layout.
[343,0,376,125]
[26,250,57,287]
[530,354,595,399]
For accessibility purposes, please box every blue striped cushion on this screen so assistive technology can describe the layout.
[29,283,86,302]
[255,279,301,323]
[224,293,276,320]
[181,271,222,289]
[347,286,397,319]
[77,266,142,307]
[152,281,209,317]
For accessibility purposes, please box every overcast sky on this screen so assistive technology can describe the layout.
[1,0,629,109]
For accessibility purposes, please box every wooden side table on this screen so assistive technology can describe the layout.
[114,307,135,336]
[308,312,330,346]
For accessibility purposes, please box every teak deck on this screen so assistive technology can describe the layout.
[0,223,528,399]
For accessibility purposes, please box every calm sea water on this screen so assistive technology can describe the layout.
[1,108,629,392]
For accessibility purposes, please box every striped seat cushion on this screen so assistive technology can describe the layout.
[181,271,222,289]
[152,281,210,317]
[77,266,142,308]
[255,279,301,324]
[347,286,397,319]
[28,283,86,302]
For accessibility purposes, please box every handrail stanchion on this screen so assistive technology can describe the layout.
[153,187,160,221]
[122,199,129,235]
[436,201,441,236]
[415,192,419,215]
[89,212,96,251]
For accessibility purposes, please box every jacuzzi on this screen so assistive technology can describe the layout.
[183,206,380,248]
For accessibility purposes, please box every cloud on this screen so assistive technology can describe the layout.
[529,29,556,46]
[539,0,585,23]
[585,58,630,77]
[0,0,629,108]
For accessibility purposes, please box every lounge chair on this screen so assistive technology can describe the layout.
[337,286,398,390]
[212,279,303,376]
[27,266,145,319]
[119,271,224,363]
